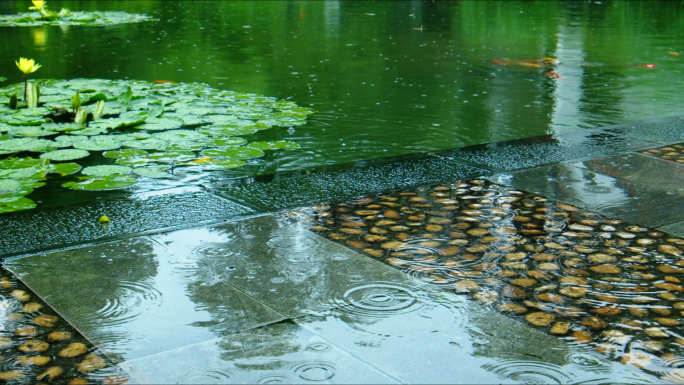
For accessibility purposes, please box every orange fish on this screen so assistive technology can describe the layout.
[153,80,176,84]
[669,51,681,57]
[635,64,656,68]
[491,57,558,68]
[544,71,563,79]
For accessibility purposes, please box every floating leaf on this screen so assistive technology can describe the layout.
[122,138,168,150]
[81,165,133,177]
[202,159,247,170]
[135,117,184,131]
[200,146,264,160]
[42,122,85,133]
[8,126,54,137]
[0,167,41,179]
[40,149,90,161]
[203,137,247,147]
[152,130,207,142]
[0,157,42,169]
[250,141,301,150]
[0,178,22,193]
[73,136,123,151]
[62,176,137,191]
[132,166,172,178]
[0,196,36,213]
[47,162,82,176]
[102,149,148,159]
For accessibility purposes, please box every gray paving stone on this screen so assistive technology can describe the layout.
[500,162,684,227]
[118,321,401,384]
[603,115,684,144]
[0,186,254,258]
[150,214,414,318]
[4,234,287,363]
[207,154,488,211]
[438,129,658,172]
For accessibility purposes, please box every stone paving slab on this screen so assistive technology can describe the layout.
[118,321,401,384]
[501,156,684,227]
[207,154,488,211]
[437,129,659,172]
[3,234,287,363]
[0,186,254,258]
[603,115,684,144]
[149,215,414,318]
[4,214,416,364]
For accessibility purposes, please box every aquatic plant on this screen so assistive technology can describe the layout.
[0,78,311,213]
[15,58,40,102]
[0,5,153,27]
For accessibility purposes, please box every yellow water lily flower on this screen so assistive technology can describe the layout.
[98,215,110,223]
[29,0,47,11]
[15,57,41,75]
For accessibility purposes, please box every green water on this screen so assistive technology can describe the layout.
[1,0,683,171]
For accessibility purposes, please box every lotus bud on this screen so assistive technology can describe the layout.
[99,215,110,223]
[93,100,105,121]
[9,91,18,109]
[71,91,81,113]
[74,107,87,124]
[27,83,38,109]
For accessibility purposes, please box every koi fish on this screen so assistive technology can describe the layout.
[491,57,559,68]
[544,71,563,79]
[668,51,681,57]
[153,80,176,84]
[635,64,656,68]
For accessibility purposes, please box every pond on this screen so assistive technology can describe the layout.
[1,0,683,189]
[1,1,684,384]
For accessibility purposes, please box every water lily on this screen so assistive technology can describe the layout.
[29,0,47,11]
[28,0,50,19]
[15,57,41,101]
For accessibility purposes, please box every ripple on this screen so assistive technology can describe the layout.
[337,282,420,318]
[289,361,336,382]
[177,370,232,383]
[255,374,293,384]
[483,359,575,384]
[92,279,162,327]
[566,351,612,373]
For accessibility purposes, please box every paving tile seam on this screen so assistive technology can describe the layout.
[0,211,266,262]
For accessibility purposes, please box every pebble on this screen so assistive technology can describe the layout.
[550,322,570,335]
[525,311,555,327]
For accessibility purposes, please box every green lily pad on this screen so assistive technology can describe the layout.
[132,166,172,178]
[0,178,22,193]
[203,137,247,147]
[0,11,155,27]
[0,196,36,213]
[0,167,41,179]
[0,138,58,152]
[135,117,184,131]
[42,122,86,133]
[81,165,133,177]
[123,138,168,150]
[0,157,42,169]
[164,141,205,152]
[250,141,301,150]
[198,125,259,137]
[202,159,247,170]
[8,126,55,137]
[200,146,264,160]
[148,151,196,163]
[152,130,208,142]
[73,136,123,151]
[62,175,137,191]
[102,148,148,159]
[46,162,82,176]
[40,149,90,161]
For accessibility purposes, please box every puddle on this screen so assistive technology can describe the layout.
[307,178,684,382]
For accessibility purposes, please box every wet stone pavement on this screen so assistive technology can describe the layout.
[2,116,684,383]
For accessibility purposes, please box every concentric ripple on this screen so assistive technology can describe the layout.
[338,282,420,318]
[482,359,575,384]
[92,279,162,327]
[289,361,336,382]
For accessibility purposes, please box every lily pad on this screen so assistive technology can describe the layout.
[202,159,247,170]
[46,163,82,176]
[135,117,184,131]
[0,178,22,193]
[250,141,301,150]
[0,11,155,27]
[42,122,86,133]
[81,165,133,177]
[40,149,90,161]
[132,166,172,178]
[123,138,168,150]
[102,149,148,159]
[200,146,264,160]
[0,157,42,169]
[73,136,123,151]
[0,196,36,213]
[62,175,137,191]
[8,126,55,137]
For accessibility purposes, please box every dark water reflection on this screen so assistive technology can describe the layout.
[1,0,683,173]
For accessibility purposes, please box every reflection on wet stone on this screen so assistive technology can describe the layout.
[307,179,684,382]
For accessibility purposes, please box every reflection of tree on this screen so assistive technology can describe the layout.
[217,321,301,362]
